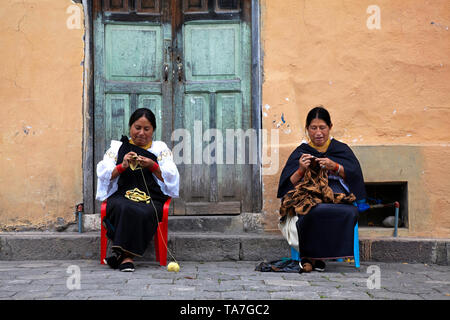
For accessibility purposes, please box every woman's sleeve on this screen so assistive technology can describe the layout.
[155,142,180,198]
[277,147,302,198]
[339,143,367,201]
[95,141,121,201]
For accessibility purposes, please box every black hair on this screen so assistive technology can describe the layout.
[305,105,332,128]
[129,108,156,130]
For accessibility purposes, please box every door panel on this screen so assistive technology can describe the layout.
[98,22,165,148]
[93,0,172,214]
[173,0,252,214]
[94,0,255,215]
[184,22,240,80]
[216,92,242,199]
[105,94,130,142]
[184,93,210,199]
[105,24,163,82]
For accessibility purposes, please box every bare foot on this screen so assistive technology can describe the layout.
[121,257,134,264]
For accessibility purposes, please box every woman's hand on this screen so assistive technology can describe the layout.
[137,155,155,169]
[299,153,314,172]
[290,153,314,186]
[316,157,345,178]
[110,151,137,180]
[122,151,138,169]
[315,157,336,171]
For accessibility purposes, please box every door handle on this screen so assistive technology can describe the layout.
[176,56,183,82]
[163,64,169,82]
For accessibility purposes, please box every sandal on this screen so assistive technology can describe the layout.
[299,258,313,273]
[119,262,135,272]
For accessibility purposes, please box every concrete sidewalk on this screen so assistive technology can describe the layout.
[0,259,448,301]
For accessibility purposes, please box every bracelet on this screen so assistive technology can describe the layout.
[334,163,339,172]
[336,164,341,175]
[149,162,160,173]
[116,163,125,174]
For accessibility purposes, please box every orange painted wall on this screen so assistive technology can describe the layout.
[0,1,84,230]
[0,0,449,239]
[260,0,450,238]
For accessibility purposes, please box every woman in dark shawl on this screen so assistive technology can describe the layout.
[96,108,179,272]
[277,106,367,272]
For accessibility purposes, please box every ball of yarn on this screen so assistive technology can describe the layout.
[167,262,180,272]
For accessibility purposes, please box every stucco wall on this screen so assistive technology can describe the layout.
[0,0,84,230]
[261,0,450,238]
[0,0,448,239]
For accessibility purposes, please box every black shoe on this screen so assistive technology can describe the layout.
[103,252,123,269]
[314,260,326,272]
[119,262,135,272]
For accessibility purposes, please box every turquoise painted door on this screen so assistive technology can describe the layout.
[94,1,172,155]
[172,0,253,214]
[94,0,253,215]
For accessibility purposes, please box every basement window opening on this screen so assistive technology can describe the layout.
[359,182,408,229]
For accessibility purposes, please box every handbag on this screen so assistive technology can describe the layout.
[278,211,299,252]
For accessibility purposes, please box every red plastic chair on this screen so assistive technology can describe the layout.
[100,197,171,266]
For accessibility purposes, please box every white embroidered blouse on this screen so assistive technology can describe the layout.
[95,140,180,201]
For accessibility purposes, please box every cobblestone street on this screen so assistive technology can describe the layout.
[0,260,448,301]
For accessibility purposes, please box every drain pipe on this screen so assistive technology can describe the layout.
[75,203,84,233]
[393,201,400,237]
[369,201,401,236]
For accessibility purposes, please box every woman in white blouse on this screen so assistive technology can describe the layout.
[96,108,179,272]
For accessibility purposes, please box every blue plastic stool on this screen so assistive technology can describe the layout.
[354,223,360,268]
[290,247,300,261]
[336,223,360,268]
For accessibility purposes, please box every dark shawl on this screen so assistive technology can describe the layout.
[277,139,366,201]
[115,135,168,204]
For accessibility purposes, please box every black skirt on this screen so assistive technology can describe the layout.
[296,178,359,260]
[105,193,163,257]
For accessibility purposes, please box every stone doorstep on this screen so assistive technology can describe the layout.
[81,213,264,234]
[0,232,448,265]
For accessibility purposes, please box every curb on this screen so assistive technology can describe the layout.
[360,237,450,265]
[0,232,448,265]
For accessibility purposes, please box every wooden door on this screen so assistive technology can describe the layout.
[93,0,173,147]
[93,0,253,215]
[93,0,173,213]
[172,0,253,215]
